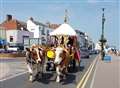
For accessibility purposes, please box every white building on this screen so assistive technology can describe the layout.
[75,30,86,48]
[95,42,101,50]
[84,33,95,50]
[27,17,52,44]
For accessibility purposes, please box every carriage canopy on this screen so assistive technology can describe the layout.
[49,23,77,36]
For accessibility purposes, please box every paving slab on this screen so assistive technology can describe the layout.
[91,56,120,88]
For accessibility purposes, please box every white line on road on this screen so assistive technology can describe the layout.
[77,55,99,88]
[81,56,98,88]
[0,71,28,82]
[90,56,99,88]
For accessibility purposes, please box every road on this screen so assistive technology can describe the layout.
[0,55,97,88]
[0,58,27,81]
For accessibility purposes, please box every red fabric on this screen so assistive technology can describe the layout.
[74,49,81,62]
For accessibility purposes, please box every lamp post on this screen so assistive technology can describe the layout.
[99,8,107,60]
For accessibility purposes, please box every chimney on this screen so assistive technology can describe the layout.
[30,17,34,21]
[6,14,12,21]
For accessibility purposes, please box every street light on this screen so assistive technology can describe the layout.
[99,8,107,60]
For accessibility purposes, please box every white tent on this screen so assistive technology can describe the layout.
[49,23,77,36]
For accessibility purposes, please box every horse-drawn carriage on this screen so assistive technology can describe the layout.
[25,23,81,82]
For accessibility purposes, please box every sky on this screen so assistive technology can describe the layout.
[0,0,119,49]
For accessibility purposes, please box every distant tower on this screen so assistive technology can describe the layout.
[99,8,107,60]
[64,9,68,23]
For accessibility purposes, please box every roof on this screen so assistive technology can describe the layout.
[50,23,77,36]
[29,18,47,27]
[0,19,27,31]
[75,30,85,36]
[32,20,47,27]
[48,24,61,29]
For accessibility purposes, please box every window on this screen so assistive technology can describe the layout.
[10,36,13,42]
[41,37,46,45]
[41,26,45,35]
[41,37,45,41]
[39,26,41,30]
[31,29,34,31]
[47,30,49,36]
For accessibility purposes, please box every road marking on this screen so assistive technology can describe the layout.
[76,55,99,88]
[81,58,98,88]
[0,71,28,82]
[90,57,99,88]
[76,61,93,88]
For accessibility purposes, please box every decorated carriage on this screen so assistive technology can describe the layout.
[25,10,81,82]
[47,23,81,82]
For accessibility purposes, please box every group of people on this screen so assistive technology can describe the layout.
[106,48,120,56]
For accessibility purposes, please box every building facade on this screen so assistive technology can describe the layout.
[75,30,86,48]
[75,30,94,50]
[0,27,6,48]
[0,15,33,49]
[27,17,53,45]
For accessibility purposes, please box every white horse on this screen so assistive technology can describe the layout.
[54,46,69,82]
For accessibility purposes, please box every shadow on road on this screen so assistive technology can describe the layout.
[35,72,76,85]
[35,72,55,84]
[79,66,85,71]
[61,73,76,85]
[33,66,85,85]
[69,66,85,73]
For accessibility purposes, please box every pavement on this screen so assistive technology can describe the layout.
[90,55,120,88]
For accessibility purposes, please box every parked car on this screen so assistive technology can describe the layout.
[0,49,5,53]
[80,48,90,58]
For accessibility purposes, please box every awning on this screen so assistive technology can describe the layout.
[50,23,77,36]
